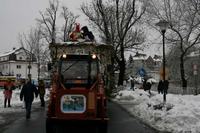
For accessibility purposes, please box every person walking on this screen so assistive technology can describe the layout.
[129,76,135,91]
[163,80,169,94]
[157,80,164,94]
[3,79,15,108]
[38,80,46,107]
[20,79,38,119]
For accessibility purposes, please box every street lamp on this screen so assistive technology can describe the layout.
[156,20,169,103]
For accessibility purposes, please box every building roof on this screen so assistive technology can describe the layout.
[132,52,148,60]
[133,52,147,57]
[0,48,17,57]
[0,47,29,57]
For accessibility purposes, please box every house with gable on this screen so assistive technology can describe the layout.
[0,47,38,80]
[126,52,162,81]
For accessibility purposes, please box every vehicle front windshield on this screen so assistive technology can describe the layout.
[61,60,89,79]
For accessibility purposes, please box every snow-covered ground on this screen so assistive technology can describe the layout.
[114,86,200,133]
[1,86,200,133]
[0,88,49,124]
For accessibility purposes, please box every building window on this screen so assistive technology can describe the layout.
[19,57,22,60]
[17,65,21,69]
[28,65,32,69]
[26,57,30,60]
[16,74,21,79]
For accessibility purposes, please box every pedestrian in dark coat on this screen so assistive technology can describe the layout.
[157,80,164,94]
[20,79,38,119]
[129,76,135,91]
[130,78,135,91]
[157,80,169,94]
[163,80,169,94]
[38,80,45,107]
[143,78,152,95]
[143,78,147,91]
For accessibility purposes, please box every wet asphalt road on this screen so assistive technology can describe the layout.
[107,102,158,133]
[2,101,159,133]
[2,105,46,133]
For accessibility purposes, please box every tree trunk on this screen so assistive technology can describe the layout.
[37,62,40,82]
[118,43,126,86]
[118,60,125,85]
[180,54,186,94]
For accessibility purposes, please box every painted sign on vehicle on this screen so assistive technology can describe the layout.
[60,94,86,113]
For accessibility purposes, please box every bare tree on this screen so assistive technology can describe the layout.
[145,0,200,93]
[18,29,37,80]
[31,26,45,81]
[60,6,79,42]
[81,0,146,85]
[18,26,47,81]
[37,0,59,44]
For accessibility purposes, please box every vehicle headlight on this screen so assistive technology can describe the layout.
[62,54,67,58]
[91,54,96,59]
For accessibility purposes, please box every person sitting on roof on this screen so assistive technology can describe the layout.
[69,23,82,41]
[81,26,95,41]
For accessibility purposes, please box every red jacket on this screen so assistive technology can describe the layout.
[3,82,14,99]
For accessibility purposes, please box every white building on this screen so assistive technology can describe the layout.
[0,47,38,80]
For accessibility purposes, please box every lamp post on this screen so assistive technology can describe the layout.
[156,20,169,103]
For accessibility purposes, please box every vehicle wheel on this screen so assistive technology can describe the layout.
[46,119,53,133]
[97,123,107,133]
[46,119,62,133]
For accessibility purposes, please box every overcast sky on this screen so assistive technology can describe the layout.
[0,0,163,57]
[0,0,91,53]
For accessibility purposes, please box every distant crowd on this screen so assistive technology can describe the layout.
[127,76,169,96]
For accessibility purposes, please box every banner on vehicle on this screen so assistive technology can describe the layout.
[60,94,86,113]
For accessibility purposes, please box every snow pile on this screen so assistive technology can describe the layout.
[114,88,200,133]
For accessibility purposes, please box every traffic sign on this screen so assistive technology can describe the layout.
[138,68,146,77]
